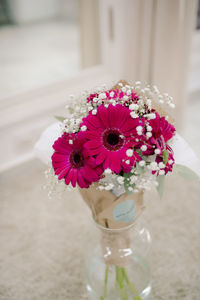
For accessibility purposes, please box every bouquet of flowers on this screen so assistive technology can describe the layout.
[52,80,176,193]
[36,80,199,300]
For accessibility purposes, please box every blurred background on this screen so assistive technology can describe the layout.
[0,0,199,171]
[0,1,200,299]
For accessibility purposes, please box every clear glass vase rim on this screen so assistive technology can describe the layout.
[93,217,140,232]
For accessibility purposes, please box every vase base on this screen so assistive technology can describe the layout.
[87,282,151,300]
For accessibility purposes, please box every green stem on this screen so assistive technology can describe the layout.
[115,266,128,300]
[104,266,109,298]
[122,268,142,300]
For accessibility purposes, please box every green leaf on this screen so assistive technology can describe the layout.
[124,173,131,194]
[54,115,65,122]
[162,150,169,164]
[174,164,199,180]
[123,173,135,194]
[156,175,165,199]
[135,149,142,156]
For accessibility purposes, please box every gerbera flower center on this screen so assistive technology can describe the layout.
[103,128,124,151]
[70,150,84,169]
[107,133,119,145]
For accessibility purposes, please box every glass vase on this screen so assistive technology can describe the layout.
[86,218,152,300]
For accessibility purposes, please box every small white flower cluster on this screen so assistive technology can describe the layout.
[62,81,175,136]
[63,117,82,133]
[98,170,120,192]
[62,85,110,134]
[126,82,175,122]
[146,161,166,176]
[97,161,159,194]
[44,165,72,199]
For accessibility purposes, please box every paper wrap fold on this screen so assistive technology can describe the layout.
[79,184,144,229]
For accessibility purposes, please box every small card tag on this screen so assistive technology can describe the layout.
[113,199,137,223]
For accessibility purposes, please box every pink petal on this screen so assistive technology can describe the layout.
[110,152,121,173]
[77,172,89,188]
[65,169,74,185]
[96,151,107,165]
[84,139,102,149]
[121,119,138,134]
[103,152,111,170]
[55,166,66,175]
[58,166,71,180]
[53,138,72,154]
[81,165,98,181]
[114,104,128,125]
[82,114,102,130]
[52,152,69,162]
[108,105,119,128]
[71,169,78,187]
[97,105,109,128]
[86,147,102,156]
[52,161,70,170]
[84,130,102,139]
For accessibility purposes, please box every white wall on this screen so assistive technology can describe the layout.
[59,0,79,22]
[8,0,60,24]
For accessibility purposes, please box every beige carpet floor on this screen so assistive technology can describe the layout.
[0,159,200,300]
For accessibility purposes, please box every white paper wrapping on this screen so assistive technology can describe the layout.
[34,122,62,164]
[168,133,200,177]
[34,123,200,177]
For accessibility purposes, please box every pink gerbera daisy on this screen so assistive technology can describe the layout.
[139,112,176,156]
[51,132,102,188]
[81,104,142,174]
[150,112,175,145]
